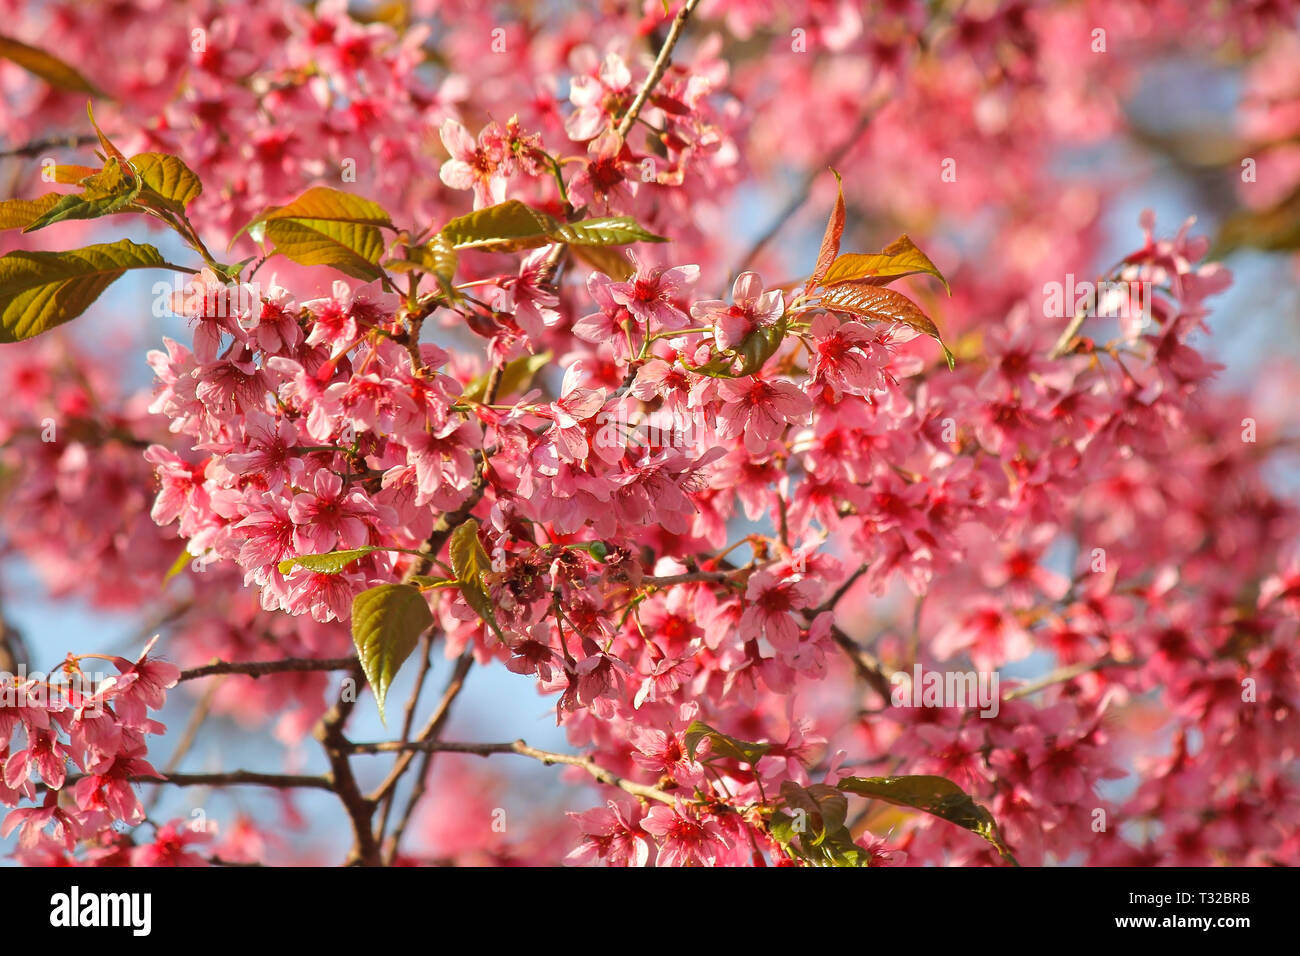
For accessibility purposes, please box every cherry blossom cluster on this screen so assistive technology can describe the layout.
[0,0,1296,866]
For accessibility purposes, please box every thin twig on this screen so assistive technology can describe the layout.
[179,655,357,682]
[351,738,678,806]
[0,133,97,160]
[615,0,706,142]
[134,771,334,790]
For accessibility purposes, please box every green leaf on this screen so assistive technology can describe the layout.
[264,218,387,281]
[837,774,1018,864]
[0,194,61,231]
[278,547,381,576]
[260,186,393,227]
[734,317,787,375]
[0,33,103,94]
[0,239,167,343]
[682,720,770,765]
[441,200,664,253]
[129,152,203,211]
[779,781,849,847]
[820,234,951,295]
[462,350,551,402]
[548,216,667,246]
[441,199,556,253]
[256,186,393,281]
[448,518,503,639]
[23,158,142,232]
[803,168,845,295]
[819,282,955,369]
[350,583,433,722]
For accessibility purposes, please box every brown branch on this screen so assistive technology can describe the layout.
[0,133,97,160]
[312,660,381,866]
[180,656,356,682]
[351,738,678,806]
[134,771,333,790]
[615,0,705,142]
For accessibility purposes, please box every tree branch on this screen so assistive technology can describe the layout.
[180,656,357,682]
[351,738,678,806]
[615,0,705,142]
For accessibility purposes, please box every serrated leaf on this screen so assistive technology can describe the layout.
[548,216,666,246]
[803,168,845,295]
[0,194,61,231]
[441,200,664,253]
[820,234,951,295]
[820,281,954,369]
[0,33,103,94]
[682,719,770,765]
[260,186,393,227]
[278,547,380,576]
[448,518,503,638]
[0,239,167,343]
[441,199,556,253]
[264,218,386,281]
[351,583,432,722]
[129,152,202,210]
[837,774,1018,864]
[253,187,393,281]
[462,350,551,402]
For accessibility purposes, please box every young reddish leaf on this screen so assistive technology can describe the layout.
[0,33,103,94]
[351,583,433,723]
[820,281,955,369]
[820,234,951,295]
[803,168,845,296]
[86,102,131,170]
[50,165,98,185]
[837,774,1018,864]
[0,239,167,343]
